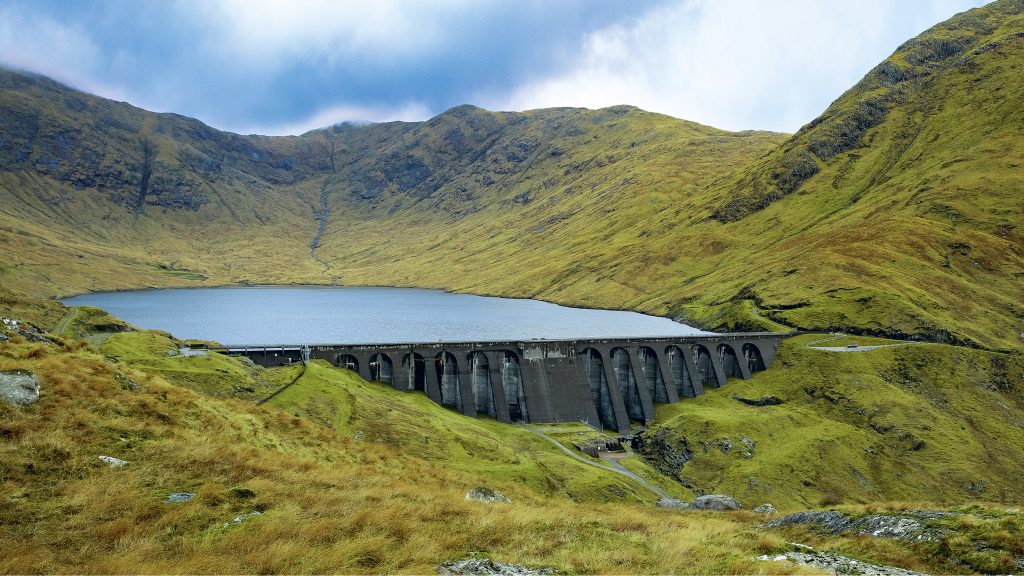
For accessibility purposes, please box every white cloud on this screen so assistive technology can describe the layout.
[190,0,476,69]
[0,6,128,100]
[489,0,985,132]
[238,101,433,136]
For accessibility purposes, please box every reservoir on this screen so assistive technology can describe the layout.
[62,286,711,345]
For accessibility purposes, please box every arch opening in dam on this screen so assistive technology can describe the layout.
[501,352,528,421]
[692,344,720,389]
[638,346,670,404]
[666,345,696,398]
[744,343,766,373]
[583,348,619,432]
[612,347,647,422]
[338,354,359,372]
[369,353,393,385]
[718,343,742,380]
[224,333,785,434]
[436,352,464,410]
[469,351,494,416]
[402,352,426,391]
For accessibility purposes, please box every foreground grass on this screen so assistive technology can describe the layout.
[2,292,1023,573]
[1,330,805,574]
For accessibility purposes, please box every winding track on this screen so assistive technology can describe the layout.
[804,333,919,353]
[55,306,80,335]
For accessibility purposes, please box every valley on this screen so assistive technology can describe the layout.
[1,0,1023,574]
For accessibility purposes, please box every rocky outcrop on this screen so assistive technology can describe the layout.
[0,370,40,406]
[766,510,952,542]
[631,428,692,478]
[655,497,689,509]
[758,544,927,576]
[439,558,552,575]
[733,394,784,407]
[687,494,741,511]
[98,455,128,468]
[465,487,511,504]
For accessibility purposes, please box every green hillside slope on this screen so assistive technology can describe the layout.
[0,70,783,305]
[2,2,1021,349]
[3,296,1024,573]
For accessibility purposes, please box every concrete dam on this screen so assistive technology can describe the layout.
[223,333,787,434]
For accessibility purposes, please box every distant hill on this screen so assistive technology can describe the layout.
[0,0,1022,349]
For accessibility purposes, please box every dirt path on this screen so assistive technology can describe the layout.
[517,422,672,500]
[804,332,919,353]
[55,306,80,335]
[808,343,918,353]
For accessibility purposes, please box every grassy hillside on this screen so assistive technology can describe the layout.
[2,3,1021,351]
[635,335,1024,510]
[1,302,785,575]
[304,0,1024,350]
[3,293,1024,573]
[0,70,783,306]
[3,4,1022,350]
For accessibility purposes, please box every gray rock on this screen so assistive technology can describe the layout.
[465,487,511,504]
[98,455,128,468]
[1,318,50,343]
[223,511,262,527]
[439,558,552,575]
[687,494,741,511]
[766,510,951,542]
[0,332,8,342]
[753,503,777,514]
[0,370,40,406]
[165,492,196,503]
[733,394,784,407]
[655,497,689,509]
[758,545,927,576]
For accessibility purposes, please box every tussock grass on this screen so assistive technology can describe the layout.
[1,329,801,574]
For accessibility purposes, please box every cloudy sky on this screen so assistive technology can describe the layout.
[0,0,986,135]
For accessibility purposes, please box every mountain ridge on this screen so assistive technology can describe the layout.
[1,0,1022,350]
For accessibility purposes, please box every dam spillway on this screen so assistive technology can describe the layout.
[219,332,787,434]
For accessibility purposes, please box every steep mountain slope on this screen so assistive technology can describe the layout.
[0,70,782,299]
[309,0,1024,350]
[0,1,1022,351]
[693,0,1024,349]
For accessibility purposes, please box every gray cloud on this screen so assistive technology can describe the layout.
[0,0,986,135]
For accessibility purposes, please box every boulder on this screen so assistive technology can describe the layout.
[0,370,40,406]
[224,511,262,527]
[753,503,777,514]
[465,487,511,504]
[98,455,128,468]
[687,494,741,511]
[766,510,952,542]
[655,497,689,509]
[165,492,195,503]
[439,558,552,575]
[733,394,784,407]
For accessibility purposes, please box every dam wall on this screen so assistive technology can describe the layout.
[223,333,786,434]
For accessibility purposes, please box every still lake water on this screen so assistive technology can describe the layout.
[62,286,711,345]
